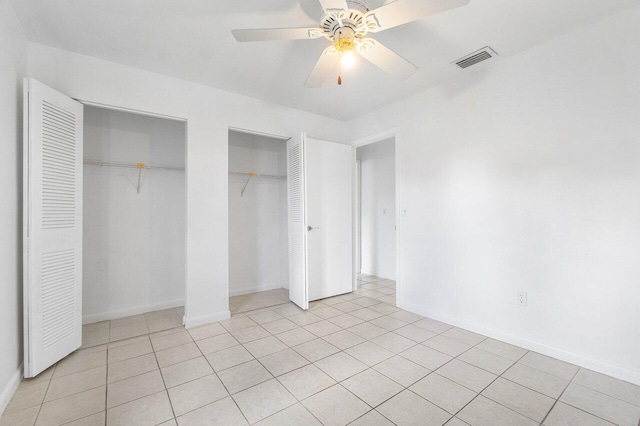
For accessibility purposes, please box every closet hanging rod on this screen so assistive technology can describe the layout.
[229,171,286,179]
[84,159,185,171]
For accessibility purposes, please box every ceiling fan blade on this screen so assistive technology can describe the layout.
[318,0,349,14]
[305,46,340,88]
[356,38,418,80]
[363,0,470,33]
[232,27,324,42]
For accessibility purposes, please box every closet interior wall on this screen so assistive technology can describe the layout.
[228,131,288,296]
[83,106,186,323]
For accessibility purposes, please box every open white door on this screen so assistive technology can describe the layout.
[287,133,308,310]
[23,78,84,378]
[305,137,353,301]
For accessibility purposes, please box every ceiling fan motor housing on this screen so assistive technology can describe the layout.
[320,0,370,42]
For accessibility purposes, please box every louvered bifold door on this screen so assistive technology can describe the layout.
[24,78,84,378]
[286,133,309,310]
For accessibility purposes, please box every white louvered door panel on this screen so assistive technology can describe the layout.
[286,133,308,310]
[24,78,84,378]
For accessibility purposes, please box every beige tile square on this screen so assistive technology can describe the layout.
[232,379,297,424]
[502,363,568,399]
[109,322,149,342]
[271,304,304,318]
[254,403,321,426]
[108,353,158,383]
[275,328,317,347]
[400,344,451,371]
[475,338,528,361]
[349,410,394,426]
[458,347,514,375]
[351,297,382,308]
[168,374,228,416]
[411,373,477,415]
[288,312,323,326]
[482,378,555,422]
[0,406,40,426]
[440,327,486,346]
[45,366,106,402]
[328,314,365,329]
[436,359,497,393]
[333,302,364,313]
[369,316,408,331]
[106,390,173,426]
[388,310,423,323]
[342,369,404,407]
[63,411,106,425]
[176,396,248,426]
[374,356,430,387]
[217,360,273,394]
[573,368,640,406]
[303,385,370,426]
[187,323,226,341]
[423,335,472,357]
[110,314,146,328]
[4,382,48,413]
[82,326,110,348]
[230,325,271,343]
[206,345,254,372]
[322,330,366,350]
[155,342,201,368]
[560,382,640,426]
[107,340,152,364]
[458,395,537,426]
[107,370,164,408]
[345,341,394,367]
[278,364,336,400]
[161,356,213,388]
[519,352,579,381]
[36,386,106,426]
[544,402,615,426]
[259,349,309,377]
[377,389,452,426]
[348,322,388,340]
[151,330,193,352]
[414,318,453,334]
[314,352,368,382]
[303,320,342,337]
[195,333,239,354]
[55,350,107,378]
[444,418,471,426]
[310,306,343,319]
[243,336,287,358]
[246,310,283,325]
[107,335,148,349]
[220,314,258,332]
[260,318,298,334]
[368,304,400,315]
[350,308,385,321]
[394,325,437,343]
[293,339,340,363]
[372,333,417,354]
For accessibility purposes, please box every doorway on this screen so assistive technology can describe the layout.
[355,137,397,305]
[80,105,187,346]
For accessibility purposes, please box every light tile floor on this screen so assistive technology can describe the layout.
[2,275,639,425]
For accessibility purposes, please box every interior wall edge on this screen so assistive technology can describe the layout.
[184,310,231,329]
[229,284,287,298]
[0,363,22,417]
[399,299,640,387]
[82,298,185,325]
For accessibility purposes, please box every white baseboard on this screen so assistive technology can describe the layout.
[360,270,395,281]
[229,283,285,297]
[398,299,640,387]
[184,310,231,329]
[82,299,185,324]
[0,363,23,417]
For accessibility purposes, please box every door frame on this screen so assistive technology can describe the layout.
[74,98,190,324]
[351,128,401,303]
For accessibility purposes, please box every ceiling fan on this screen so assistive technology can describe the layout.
[232,0,470,87]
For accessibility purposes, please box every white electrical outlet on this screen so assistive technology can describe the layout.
[517,291,527,307]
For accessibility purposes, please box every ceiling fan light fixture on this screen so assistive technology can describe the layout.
[341,51,356,68]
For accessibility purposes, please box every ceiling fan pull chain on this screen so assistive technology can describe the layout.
[338,59,343,85]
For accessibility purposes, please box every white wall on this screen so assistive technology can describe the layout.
[348,8,640,385]
[357,139,396,280]
[228,131,288,296]
[82,106,185,322]
[0,0,26,415]
[25,41,348,328]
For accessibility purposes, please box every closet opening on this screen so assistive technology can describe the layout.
[228,128,291,313]
[81,105,187,345]
[355,137,397,304]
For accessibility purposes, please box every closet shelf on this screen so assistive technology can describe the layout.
[229,171,286,197]
[84,159,185,171]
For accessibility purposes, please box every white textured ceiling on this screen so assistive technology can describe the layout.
[11,0,640,120]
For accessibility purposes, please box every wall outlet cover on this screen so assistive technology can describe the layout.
[517,291,528,307]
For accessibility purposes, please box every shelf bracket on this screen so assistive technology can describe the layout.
[240,172,255,197]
